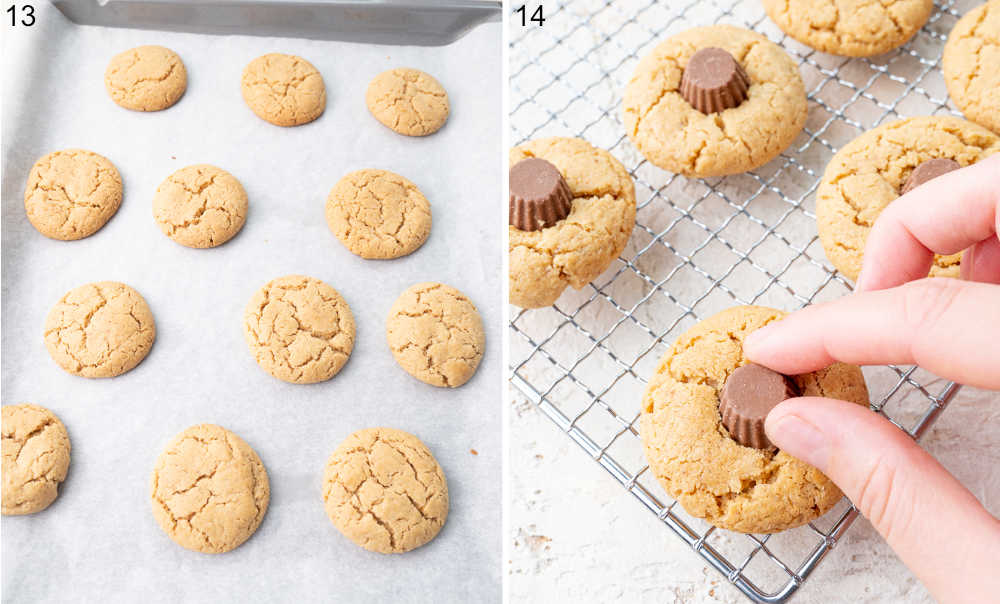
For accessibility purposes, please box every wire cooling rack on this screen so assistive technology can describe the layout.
[508,1,972,601]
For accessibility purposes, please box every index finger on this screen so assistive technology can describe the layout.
[744,278,1000,389]
[856,153,1000,292]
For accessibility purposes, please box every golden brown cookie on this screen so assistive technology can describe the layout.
[241,53,326,127]
[762,0,933,57]
[322,427,448,553]
[2,404,71,516]
[943,1,1000,134]
[105,45,187,111]
[243,275,355,384]
[366,68,449,136]
[44,281,156,378]
[509,137,636,308]
[326,169,431,259]
[816,116,1000,280]
[153,164,248,248]
[623,25,806,177]
[386,283,484,388]
[24,149,123,241]
[641,306,870,534]
[151,424,269,554]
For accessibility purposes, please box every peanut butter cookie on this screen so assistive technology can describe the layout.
[105,45,187,111]
[623,25,806,177]
[2,404,71,516]
[326,169,431,259]
[943,1,1000,134]
[816,116,1000,281]
[509,137,636,308]
[386,283,484,388]
[366,68,449,136]
[24,149,122,241]
[153,164,248,248]
[243,275,355,384]
[641,306,869,534]
[44,281,156,378]
[151,424,269,553]
[762,0,932,57]
[241,53,326,127]
[323,427,448,553]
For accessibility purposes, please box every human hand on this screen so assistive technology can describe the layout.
[744,154,1000,602]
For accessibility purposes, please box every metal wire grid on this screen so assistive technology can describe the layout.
[508,1,972,601]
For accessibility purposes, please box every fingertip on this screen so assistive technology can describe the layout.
[763,397,797,439]
[742,325,773,361]
[854,270,875,293]
[744,308,840,375]
[961,237,1000,284]
[855,259,889,292]
[855,236,893,292]
[763,398,831,471]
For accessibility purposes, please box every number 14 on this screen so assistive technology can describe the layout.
[515,4,545,27]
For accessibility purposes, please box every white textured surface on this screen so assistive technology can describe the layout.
[510,386,999,603]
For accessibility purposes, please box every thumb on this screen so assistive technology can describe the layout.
[765,397,1000,602]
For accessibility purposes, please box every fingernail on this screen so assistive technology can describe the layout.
[765,412,831,472]
[959,244,975,281]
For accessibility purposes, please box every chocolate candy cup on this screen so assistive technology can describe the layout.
[680,47,750,114]
[719,362,799,450]
[901,158,961,195]
[509,157,573,231]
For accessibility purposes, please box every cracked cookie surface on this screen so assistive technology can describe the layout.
[509,137,636,308]
[323,427,448,553]
[44,281,156,378]
[153,164,248,248]
[641,306,869,533]
[2,404,71,516]
[326,169,431,259]
[623,25,806,177]
[151,424,269,554]
[816,116,1000,280]
[366,68,449,136]
[241,53,326,127]
[763,0,932,57]
[943,1,1000,134]
[386,283,484,388]
[24,149,123,241]
[243,275,355,384]
[105,45,187,111]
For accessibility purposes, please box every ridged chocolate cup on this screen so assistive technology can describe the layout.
[901,158,961,195]
[719,363,799,450]
[509,157,573,231]
[680,47,750,114]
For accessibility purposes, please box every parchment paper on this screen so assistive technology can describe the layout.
[1,4,501,602]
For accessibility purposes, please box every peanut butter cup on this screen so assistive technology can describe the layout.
[719,362,798,450]
[509,157,573,231]
[680,47,750,114]
[901,158,961,195]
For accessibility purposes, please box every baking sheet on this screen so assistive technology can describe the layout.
[52,0,502,46]
[1,3,501,602]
